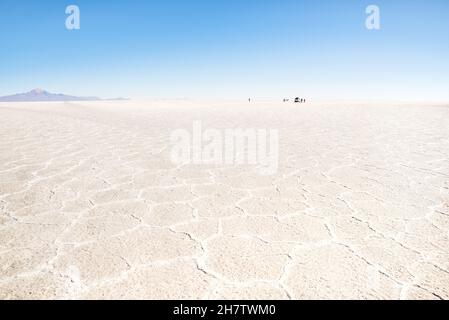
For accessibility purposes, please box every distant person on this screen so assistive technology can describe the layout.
[248,98,251,103]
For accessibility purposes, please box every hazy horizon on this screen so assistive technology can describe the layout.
[1,0,448,102]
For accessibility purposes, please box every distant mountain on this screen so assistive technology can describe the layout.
[0,89,126,102]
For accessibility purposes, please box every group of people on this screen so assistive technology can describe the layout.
[247,98,307,103]
[283,98,306,103]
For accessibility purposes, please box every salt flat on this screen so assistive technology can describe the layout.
[0,100,448,300]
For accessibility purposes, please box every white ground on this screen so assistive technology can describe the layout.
[0,100,448,300]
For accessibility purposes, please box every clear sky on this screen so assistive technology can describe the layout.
[1,0,448,101]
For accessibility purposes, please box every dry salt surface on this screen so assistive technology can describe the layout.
[1,100,449,300]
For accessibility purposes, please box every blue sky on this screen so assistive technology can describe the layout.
[0,0,448,101]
